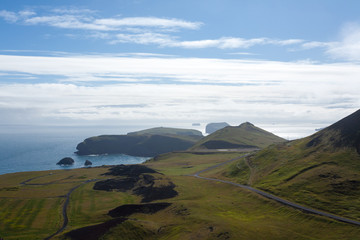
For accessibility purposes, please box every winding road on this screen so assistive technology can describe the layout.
[44,179,98,240]
[19,173,99,240]
[192,154,360,226]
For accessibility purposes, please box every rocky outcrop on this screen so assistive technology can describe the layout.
[56,157,75,165]
[93,165,178,203]
[84,160,92,166]
[108,203,172,218]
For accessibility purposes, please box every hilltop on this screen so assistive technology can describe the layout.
[226,109,360,220]
[190,122,286,151]
[76,127,203,157]
[128,127,203,137]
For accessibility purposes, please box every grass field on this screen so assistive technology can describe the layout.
[83,172,360,240]
[0,166,132,239]
[1,152,360,239]
[67,182,139,230]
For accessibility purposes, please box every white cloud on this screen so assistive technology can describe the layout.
[302,41,334,49]
[1,54,360,85]
[110,34,304,49]
[2,8,201,32]
[174,37,267,49]
[228,52,258,56]
[19,10,36,18]
[25,15,114,31]
[0,54,359,133]
[94,17,202,30]
[326,22,360,61]
[50,8,96,15]
[0,10,19,22]
[112,32,175,45]
[272,39,304,46]
[0,8,311,51]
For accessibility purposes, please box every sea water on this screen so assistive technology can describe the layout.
[0,125,151,175]
[0,123,321,175]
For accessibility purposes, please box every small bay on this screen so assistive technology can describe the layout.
[0,125,150,175]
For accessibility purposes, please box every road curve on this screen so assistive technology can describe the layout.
[44,179,98,240]
[192,154,360,226]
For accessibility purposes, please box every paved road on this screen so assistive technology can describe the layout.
[18,173,100,239]
[43,179,99,240]
[192,154,360,226]
[20,173,54,185]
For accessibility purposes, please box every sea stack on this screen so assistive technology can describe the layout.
[84,160,92,166]
[56,157,75,165]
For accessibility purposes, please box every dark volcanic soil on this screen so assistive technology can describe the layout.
[94,165,178,202]
[103,164,158,177]
[65,218,127,240]
[108,202,172,218]
[65,203,172,240]
[93,177,137,191]
[134,182,178,203]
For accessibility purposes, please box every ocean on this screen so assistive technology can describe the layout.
[0,123,319,176]
[0,125,151,175]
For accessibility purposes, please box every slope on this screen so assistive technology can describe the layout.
[190,122,286,150]
[228,109,360,220]
[128,127,203,137]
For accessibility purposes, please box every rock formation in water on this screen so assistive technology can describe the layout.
[56,157,75,165]
[84,160,92,166]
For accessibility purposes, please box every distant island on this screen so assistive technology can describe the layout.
[76,127,203,157]
[205,122,230,134]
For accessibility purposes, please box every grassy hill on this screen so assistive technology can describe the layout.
[223,109,360,220]
[76,127,203,157]
[190,122,286,150]
[128,127,203,137]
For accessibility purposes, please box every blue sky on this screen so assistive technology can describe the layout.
[1,0,360,138]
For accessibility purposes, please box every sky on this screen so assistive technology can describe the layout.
[1,0,360,139]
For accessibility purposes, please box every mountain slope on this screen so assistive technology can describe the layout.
[127,127,203,142]
[239,109,360,220]
[128,127,203,137]
[190,122,286,150]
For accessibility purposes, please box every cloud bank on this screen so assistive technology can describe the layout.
[0,54,358,139]
[326,23,360,61]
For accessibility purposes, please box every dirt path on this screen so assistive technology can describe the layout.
[243,156,255,185]
[20,173,55,185]
[192,154,360,226]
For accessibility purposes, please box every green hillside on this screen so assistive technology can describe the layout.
[190,122,286,150]
[225,109,360,220]
[128,127,203,137]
